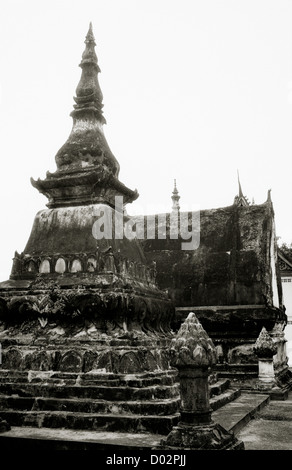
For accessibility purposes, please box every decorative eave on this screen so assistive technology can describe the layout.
[31,170,139,209]
[278,251,292,276]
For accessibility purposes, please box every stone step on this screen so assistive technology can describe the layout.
[0,380,231,403]
[210,388,241,411]
[0,385,237,415]
[0,371,29,382]
[0,395,180,416]
[80,373,177,388]
[0,390,272,452]
[209,379,230,398]
[0,370,178,388]
[0,410,179,435]
[0,382,180,400]
[212,391,270,435]
[0,427,164,451]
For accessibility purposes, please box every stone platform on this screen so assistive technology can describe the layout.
[0,389,272,450]
[0,369,239,435]
[237,390,292,450]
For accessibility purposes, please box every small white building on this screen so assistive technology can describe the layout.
[278,251,292,366]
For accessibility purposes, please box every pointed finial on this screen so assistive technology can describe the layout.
[234,170,249,207]
[267,189,272,203]
[85,22,96,45]
[80,22,98,66]
[173,179,178,194]
[237,170,244,198]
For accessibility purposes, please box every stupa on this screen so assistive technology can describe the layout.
[0,24,174,377]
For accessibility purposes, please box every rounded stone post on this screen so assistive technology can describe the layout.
[179,367,212,425]
[160,312,244,450]
[253,327,278,391]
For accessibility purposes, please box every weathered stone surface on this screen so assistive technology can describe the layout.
[24,351,52,371]
[137,199,288,381]
[169,312,217,368]
[227,344,258,364]
[30,24,137,209]
[160,422,244,450]
[0,369,181,435]
[59,351,83,373]
[139,202,282,309]
[254,327,277,359]
[161,313,244,449]
[2,348,22,369]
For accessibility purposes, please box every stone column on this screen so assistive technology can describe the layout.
[253,327,280,394]
[269,322,289,373]
[160,312,244,450]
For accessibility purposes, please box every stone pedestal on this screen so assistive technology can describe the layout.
[253,327,284,397]
[160,312,244,450]
[178,367,212,426]
[257,357,276,387]
[269,322,292,394]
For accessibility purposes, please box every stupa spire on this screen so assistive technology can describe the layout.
[72,22,105,124]
[171,179,180,212]
[30,24,138,209]
[51,22,120,176]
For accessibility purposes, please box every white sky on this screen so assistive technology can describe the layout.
[0,0,292,281]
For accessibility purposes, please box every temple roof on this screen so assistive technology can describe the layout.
[135,197,281,309]
[278,251,292,275]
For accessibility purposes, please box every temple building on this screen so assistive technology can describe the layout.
[278,251,292,365]
[133,181,290,385]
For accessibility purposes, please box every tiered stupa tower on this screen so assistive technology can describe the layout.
[31,23,137,210]
[0,24,174,376]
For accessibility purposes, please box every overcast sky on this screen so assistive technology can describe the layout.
[0,0,291,281]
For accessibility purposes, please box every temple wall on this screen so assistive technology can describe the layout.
[138,202,281,309]
[133,202,287,376]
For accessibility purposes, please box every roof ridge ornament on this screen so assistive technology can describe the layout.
[233,170,249,207]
